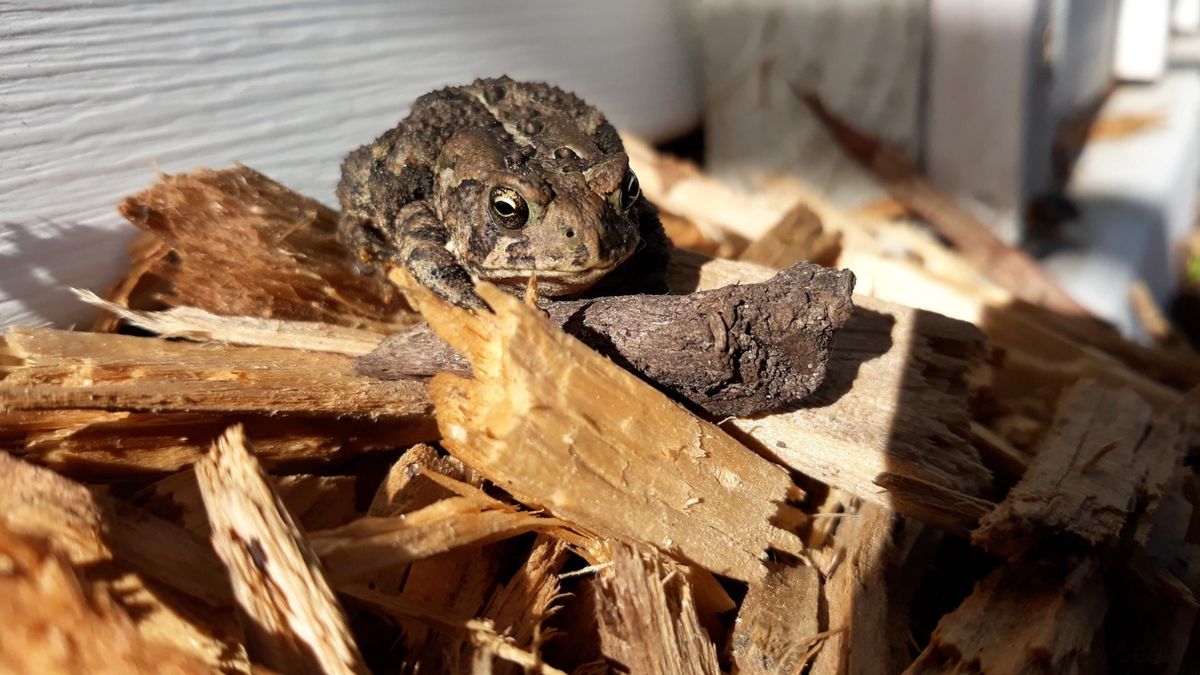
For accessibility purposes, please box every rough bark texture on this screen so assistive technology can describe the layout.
[359,261,856,418]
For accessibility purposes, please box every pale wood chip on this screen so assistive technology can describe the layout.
[195,425,367,675]
[593,541,721,675]
[310,494,561,584]
[0,523,213,675]
[77,289,385,355]
[730,562,821,675]
[403,269,804,582]
[0,327,432,421]
[974,380,1189,555]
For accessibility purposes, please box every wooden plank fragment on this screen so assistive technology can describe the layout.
[973,379,1188,555]
[592,541,721,675]
[405,271,804,582]
[195,425,368,675]
[730,562,822,675]
[904,556,1108,675]
[0,524,211,675]
[671,254,996,533]
[0,327,432,421]
[0,408,429,479]
[111,165,416,332]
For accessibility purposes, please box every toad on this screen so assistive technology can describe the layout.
[337,76,669,309]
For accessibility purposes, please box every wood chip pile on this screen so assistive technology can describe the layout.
[2,135,1198,674]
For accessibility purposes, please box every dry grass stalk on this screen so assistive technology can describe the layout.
[592,541,721,675]
[195,425,368,675]
[401,269,805,582]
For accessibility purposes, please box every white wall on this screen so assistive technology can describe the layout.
[0,1,701,327]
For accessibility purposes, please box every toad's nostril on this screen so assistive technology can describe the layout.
[565,228,575,239]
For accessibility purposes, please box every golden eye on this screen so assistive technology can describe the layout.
[489,187,529,229]
[613,171,641,212]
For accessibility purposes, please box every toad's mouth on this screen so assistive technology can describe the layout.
[474,256,627,294]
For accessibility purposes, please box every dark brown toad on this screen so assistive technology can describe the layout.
[336,76,670,309]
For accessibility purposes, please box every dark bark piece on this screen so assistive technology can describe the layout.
[357,262,856,417]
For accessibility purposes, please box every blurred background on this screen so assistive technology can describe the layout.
[2,0,1199,344]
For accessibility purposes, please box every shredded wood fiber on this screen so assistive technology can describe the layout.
[2,147,1199,674]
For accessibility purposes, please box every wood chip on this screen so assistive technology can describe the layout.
[78,289,385,355]
[310,494,562,584]
[405,270,804,582]
[113,165,416,332]
[730,562,822,675]
[0,451,246,670]
[0,523,212,675]
[593,541,721,675]
[811,502,913,675]
[905,556,1108,675]
[738,202,842,269]
[802,93,1090,318]
[0,326,433,421]
[195,425,368,675]
[974,379,1188,555]
[1,408,427,478]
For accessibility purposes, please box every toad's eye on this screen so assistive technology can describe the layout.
[489,187,529,229]
[613,171,641,212]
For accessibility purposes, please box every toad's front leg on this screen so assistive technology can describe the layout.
[344,200,486,310]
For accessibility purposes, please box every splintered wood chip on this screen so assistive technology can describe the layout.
[593,541,721,675]
[113,165,416,332]
[195,426,368,675]
[398,269,804,582]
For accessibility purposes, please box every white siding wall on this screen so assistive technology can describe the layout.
[0,1,701,327]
